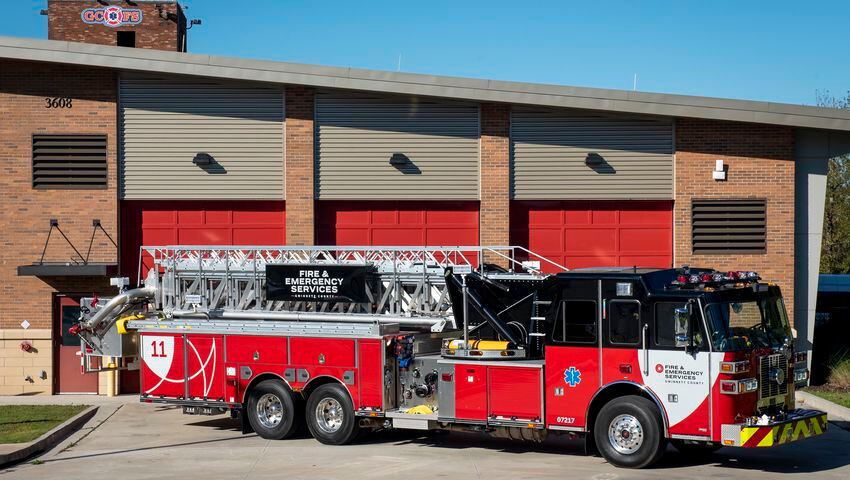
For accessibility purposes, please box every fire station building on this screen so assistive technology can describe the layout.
[1,0,850,395]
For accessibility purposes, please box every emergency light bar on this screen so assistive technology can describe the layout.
[670,268,761,288]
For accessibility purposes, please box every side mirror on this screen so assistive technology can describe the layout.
[674,305,691,348]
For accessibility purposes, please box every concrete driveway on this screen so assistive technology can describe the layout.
[3,402,850,480]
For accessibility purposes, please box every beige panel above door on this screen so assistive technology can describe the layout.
[120,74,284,199]
[511,108,674,200]
[315,91,479,199]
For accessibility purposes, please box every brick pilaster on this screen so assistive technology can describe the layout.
[480,103,511,264]
[675,119,795,322]
[285,86,315,246]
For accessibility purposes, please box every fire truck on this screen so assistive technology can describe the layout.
[73,245,826,469]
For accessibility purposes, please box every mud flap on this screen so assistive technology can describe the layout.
[238,408,254,434]
[584,432,598,456]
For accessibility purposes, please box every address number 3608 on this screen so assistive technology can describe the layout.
[45,97,73,108]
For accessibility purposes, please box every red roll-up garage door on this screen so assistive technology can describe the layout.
[510,201,672,271]
[118,200,284,395]
[121,200,286,279]
[317,201,479,247]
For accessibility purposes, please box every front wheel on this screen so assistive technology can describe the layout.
[305,383,360,445]
[246,379,298,440]
[593,395,666,468]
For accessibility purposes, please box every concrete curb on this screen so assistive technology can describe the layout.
[0,405,98,468]
[797,390,850,422]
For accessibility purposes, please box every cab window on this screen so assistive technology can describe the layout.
[608,300,640,345]
[654,302,686,346]
[552,300,597,344]
[655,301,706,348]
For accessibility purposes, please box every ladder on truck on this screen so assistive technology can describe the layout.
[76,245,567,372]
[137,245,567,324]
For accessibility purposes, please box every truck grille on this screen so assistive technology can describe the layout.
[760,354,789,399]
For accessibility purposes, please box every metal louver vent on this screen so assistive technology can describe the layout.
[692,199,766,254]
[32,135,108,189]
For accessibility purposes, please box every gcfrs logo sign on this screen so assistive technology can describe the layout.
[81,6,143,28]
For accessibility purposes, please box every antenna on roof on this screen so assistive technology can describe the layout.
[633,73,638,91]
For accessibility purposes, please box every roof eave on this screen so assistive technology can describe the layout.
[2,35,850,132]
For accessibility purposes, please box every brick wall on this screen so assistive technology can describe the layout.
[480,103,511,264]
[48,0,185,51]
[285,86,316,245]
[0,59,118,394]
[675,119,796,322]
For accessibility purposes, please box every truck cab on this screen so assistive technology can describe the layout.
[440,266,822,467]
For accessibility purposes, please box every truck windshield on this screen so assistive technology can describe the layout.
[703,296,792,352]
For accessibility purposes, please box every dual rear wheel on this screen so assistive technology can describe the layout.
[249,383,671,469]
[246,380,359,445]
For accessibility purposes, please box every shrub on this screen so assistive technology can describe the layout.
[827,351,850,390]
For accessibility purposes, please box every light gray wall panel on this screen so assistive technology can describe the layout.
[511,109,673,199]
[315,92,479,199]
[120,75,284,199]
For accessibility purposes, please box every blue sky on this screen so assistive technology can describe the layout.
[2,1,849,105]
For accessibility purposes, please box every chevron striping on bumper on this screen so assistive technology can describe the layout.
[739,414,827,447]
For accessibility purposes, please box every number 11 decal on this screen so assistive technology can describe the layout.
[150,340,167,358]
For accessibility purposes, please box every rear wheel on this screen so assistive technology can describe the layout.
[246,379,298,440]
[306,383,360,445]
[593,395,666,469]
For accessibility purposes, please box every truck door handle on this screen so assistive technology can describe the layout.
[642,324,649,376]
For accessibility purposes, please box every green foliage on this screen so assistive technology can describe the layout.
[0,405,88,444]
[818,91,850,274]
[806,388,850,409]
[827,352,850,389]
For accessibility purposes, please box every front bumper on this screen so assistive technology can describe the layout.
[721,409,827,447]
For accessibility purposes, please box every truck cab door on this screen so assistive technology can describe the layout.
[544,279,600,430]
[600,280,645,386]
[642,300,713,438]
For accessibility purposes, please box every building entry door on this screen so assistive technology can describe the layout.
[54,296,98,394]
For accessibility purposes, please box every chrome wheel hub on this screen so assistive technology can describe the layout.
[608,414,644,454]
[315,397,344,434]
[256,393,284,428]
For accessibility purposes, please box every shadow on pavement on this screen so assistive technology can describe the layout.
[185,416,242,431]
[353,422,850,474]
[113,413,850,475]
[15,434,258,467]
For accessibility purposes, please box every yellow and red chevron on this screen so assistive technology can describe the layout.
[740,414,827,447]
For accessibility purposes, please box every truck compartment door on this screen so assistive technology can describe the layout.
[140,333,185,398]
[488,366,543,422]
[184,334,225,401]
[454,364,487,421]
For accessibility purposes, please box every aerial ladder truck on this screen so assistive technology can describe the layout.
[72,244,826,468]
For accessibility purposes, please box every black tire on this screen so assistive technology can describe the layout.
[246,379,298,440]
[305,383,360,445]
[672,439,722,455]
[593,395,666,469]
